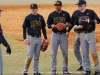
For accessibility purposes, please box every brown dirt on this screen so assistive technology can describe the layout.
[0,4,100,51]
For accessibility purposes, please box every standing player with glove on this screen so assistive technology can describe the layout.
[0,9,11,75]
[73,0,100,75]
[47,1,71,75]
[22,3,48,75]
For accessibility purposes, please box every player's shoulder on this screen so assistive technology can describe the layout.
[37,14,44,19]
[86,9,94,12]
[48,11,56,16]
[25,14,32,19]
[62,10,69,14]
[73,10,80,14]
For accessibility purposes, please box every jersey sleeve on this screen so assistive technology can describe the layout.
[67,12,76,32]
[41,16,47,39]
[92,10,100,23]
[22,16,29,39]
[22,16,29,28]
[66,12,70,23]
[47,14,53,29]
[0,34,10,48]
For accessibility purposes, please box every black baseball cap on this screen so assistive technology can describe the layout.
[75,0,86,5]
[54,0,62,6]
[30,3,38,9]
[0,9,3,12]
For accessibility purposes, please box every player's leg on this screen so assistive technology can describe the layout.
[88,32,100,75]
[24,36,36,74]
[0,47,3,75]
[51,32,59,74]
[33,37,41,74]
[80,33,91,75]
[59,33,69,74]
[73,33,83,71]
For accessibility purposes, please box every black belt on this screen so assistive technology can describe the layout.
[29,35,40,37]
[82,31,93,33]
[53,31,66,34]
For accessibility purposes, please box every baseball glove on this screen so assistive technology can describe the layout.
[56,22,66,31]
[41,40,49,52]
[78,16,91,25]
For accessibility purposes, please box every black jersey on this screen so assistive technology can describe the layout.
[73,9,99,31]
[47,10,70,33]
[67,10,81,33]
[22,14,47,39]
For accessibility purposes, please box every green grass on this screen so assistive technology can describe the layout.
[1,33,100,75]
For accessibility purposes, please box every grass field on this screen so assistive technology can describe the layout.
[0,0,100,75]
[1,33,100,75]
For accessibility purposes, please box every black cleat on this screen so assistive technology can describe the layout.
[77,66,83,71]
[83,71,91,75]
[23,71,28,75]
[94,71,100,75]
[63,70,71,75]
[52,70,56,75]
[33,73,42,75]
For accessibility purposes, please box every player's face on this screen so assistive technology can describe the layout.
[55,5,62,11]
[78,4,86,11]
[31,8,38,14]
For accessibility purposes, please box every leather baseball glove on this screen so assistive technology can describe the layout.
[41,40,49,52]
[56,22,66,31]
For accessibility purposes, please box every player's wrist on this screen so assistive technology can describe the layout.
[74,25,77,29]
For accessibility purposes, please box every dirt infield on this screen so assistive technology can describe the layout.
[0,4,100,50]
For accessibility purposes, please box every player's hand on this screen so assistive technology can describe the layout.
[51,24,57,29]
[74,25,83,29]
[24,39,29,44]
[44,39,48,43]
[65,23,72,27]
[6,46,11,55]
[66,32,69,37]
[94,19,98,24]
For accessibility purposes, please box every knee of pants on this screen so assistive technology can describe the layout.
[62,52,68,58]
[34,55,40,60]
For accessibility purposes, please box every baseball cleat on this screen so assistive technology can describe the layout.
[23,71,28,75]
[63,70,71,75]
[33,72,42,75]
[83,71,91,75]
[52,70,56,75]
[94,71,100,75]
[77,66,83,71]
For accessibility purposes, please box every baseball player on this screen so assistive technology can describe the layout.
[73,0,100,75]
[47,1,71,75]
[67,10,83,71]
[22,3,48,75]
[0,9,11,75]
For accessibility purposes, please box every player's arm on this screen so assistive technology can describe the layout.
[92,10,100,24]
[47,14,56,29]
[41,16,47,40]
[22,16,29,44]
[67,13,75,33]
[65,12,72,27]
[73,17,83,30]
[0,34,11,55]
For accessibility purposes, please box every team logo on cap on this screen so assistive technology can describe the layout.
[54,1,60,5]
